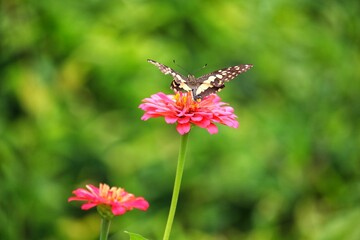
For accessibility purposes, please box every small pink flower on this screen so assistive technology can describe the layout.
[139,92,239,135]
[68,183,149,216]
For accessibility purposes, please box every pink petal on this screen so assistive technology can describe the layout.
[178,117,190,124]
[112,205,127,215]
[68,190,96,201]
[86,184,99,192]
[81,202,98,210]
[128,198,150,211]
[191,115,203,121]
[176,123,191,135]
[206,123,218,134]
[165,116,178,123]
[193,118,211,128]
[141,114,153,121]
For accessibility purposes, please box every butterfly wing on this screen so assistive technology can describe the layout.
[147,59,191,93]
[195,64,253,99]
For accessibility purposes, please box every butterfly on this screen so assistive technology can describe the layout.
[147,59,253,100]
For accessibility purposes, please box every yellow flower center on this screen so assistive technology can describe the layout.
[99,183,124,202]
[174,92,199,111]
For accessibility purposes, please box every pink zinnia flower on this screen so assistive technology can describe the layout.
[139,92,239,135]
[68,183,149,216]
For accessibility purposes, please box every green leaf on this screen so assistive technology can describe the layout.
[124,231,149,240]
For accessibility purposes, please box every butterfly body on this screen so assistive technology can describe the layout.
[148,59,253,100]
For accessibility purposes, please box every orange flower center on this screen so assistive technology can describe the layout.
[174,92,199,111]
[99,183,124,202]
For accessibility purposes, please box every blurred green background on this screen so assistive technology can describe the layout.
[1,0,360,239]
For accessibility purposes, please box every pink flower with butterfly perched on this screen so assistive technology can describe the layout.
[139,91,239,135]
[68,183,149,217]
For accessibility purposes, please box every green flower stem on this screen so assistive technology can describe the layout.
[163,133,189,240]
[100,218,111,240]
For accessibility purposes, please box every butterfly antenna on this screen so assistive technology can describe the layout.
[173,60,191,75]
[173,60,208,75]
[193,63,208,75]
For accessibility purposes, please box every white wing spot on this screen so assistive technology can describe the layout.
[179,82,192,91]
[203,76,217,84]
[175,74,185,82]
[196,83,213,95]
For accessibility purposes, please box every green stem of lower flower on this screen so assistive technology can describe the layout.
[162,133,189,240]
[100,218,111,240]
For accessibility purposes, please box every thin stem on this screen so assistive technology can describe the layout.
[162,133,189,240]
[100,218,111,240]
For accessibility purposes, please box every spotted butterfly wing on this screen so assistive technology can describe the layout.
[147,59,253,100]
[147,59,190,91]
[192,64,253,99]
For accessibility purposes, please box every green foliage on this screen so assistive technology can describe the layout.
[1,0,360,239]
[125,231,149,240]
